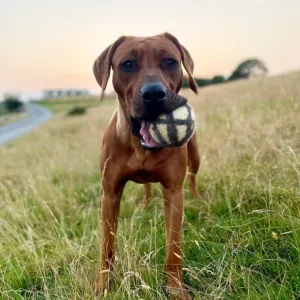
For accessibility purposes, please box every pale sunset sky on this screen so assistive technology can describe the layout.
[0,0,300,99]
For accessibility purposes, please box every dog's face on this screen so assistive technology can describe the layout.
[93,33,198,150]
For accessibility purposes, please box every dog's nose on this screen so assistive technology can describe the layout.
[141,83,167,103]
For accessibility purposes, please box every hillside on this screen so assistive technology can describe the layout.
[0,71,299,299]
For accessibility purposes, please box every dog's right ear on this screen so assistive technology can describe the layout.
[93,36,126,93]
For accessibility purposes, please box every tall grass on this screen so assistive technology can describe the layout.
[0,71,299,299]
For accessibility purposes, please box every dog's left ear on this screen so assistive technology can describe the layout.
[93,36,126,93]
[164,32,198,94]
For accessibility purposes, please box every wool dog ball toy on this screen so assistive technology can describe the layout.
[145,103,195,148]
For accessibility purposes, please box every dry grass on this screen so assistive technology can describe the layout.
[0,71,300,299]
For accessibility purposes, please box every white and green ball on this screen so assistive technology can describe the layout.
[149,103,195,147]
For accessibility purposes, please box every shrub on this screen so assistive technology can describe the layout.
[182,75,226,89]
[182,76,212,88]
[67,106,86,116]
[3,96,24,112]
[210,75,226,85]
[195,78,212,87]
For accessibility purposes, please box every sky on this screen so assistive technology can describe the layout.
[1,0,300,100]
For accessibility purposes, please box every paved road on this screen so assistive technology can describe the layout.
[0,103,53,146]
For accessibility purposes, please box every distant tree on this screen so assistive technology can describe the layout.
[210,75,226,85]
[228,58,268,81]
[182,76,212,89]
[182,75,227,89]
[195,78,211,87]
[3,95,24,112]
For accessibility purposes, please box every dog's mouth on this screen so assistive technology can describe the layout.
[130,92,188,150]
[130,117,163,151]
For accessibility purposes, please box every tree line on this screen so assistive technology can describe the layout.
[183,58,268,88]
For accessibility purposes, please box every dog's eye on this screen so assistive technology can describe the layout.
[120,60,137,72]
[163,58,178,69]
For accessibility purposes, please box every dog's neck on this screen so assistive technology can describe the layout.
[116,101,130,143]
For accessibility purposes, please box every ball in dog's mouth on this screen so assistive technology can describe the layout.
[138,103,195,150]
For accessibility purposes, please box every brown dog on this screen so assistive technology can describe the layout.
[93,32,200,299]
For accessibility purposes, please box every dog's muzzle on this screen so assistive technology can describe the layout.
[130,91,188,151]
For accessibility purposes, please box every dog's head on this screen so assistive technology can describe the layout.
[93,33,198,149]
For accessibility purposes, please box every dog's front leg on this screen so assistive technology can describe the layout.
[163,186,191,300]
[94,165,125,295]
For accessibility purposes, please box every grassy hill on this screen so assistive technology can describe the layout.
[0,71,299,299]
[33,95,104,114]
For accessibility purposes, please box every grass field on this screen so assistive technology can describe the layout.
[0,71,300,299]
[34,94,114,114]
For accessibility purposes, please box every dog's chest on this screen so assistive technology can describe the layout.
[127,169,160,184]
[124,146,179,184]
[125,153,166,184]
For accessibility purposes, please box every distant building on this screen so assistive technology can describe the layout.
[248,65,268,78]
[42,89,89,99]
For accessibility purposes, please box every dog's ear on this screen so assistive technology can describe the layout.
[164,32,198,94]
[93,36,126,93]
